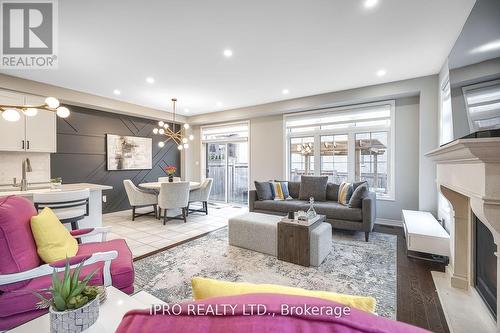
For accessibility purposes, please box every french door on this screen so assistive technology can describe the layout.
[206,141,248,205]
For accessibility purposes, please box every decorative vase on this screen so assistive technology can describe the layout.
[49,297,99,333]
[306,197,317,219]
[168,175,174,182]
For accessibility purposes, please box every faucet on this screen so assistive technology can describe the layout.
[14,158,32,191]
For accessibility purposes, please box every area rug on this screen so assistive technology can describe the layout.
[134,228,397,318]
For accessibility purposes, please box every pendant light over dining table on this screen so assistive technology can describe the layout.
[153,98,194,150]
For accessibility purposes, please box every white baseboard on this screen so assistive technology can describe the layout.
[375,218,403,227]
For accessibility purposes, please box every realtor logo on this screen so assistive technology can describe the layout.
[1,0,58,68]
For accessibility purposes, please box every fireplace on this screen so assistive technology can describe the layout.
[475,215,498,319]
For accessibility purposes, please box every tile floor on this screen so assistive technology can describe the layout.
[103,203,248,258]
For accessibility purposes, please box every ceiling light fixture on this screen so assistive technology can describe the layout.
[153,98,194,150]
[364,0,378,8]
[216,101,223,107]
[376,69,387,77]
[282,89,289,95]
[0,96,70,122]
[470,39,500,54]
[146,77,155,84]
[223,49,233,57]
[184,108,190,113]
[113,89,121,95]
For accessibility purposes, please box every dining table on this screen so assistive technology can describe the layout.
[139,181,201,191]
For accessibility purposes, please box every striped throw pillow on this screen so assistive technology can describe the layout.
[271,182,285,200]
[338,181,353,205]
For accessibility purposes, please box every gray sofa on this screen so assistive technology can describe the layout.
[248,181,376,241]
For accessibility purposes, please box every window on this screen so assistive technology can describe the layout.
[463,80,500,132]
[290,137,314,181]
[320,134,348,183]
[355,131,389,195]
[285,101,394,200]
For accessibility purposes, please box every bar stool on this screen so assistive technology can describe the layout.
[33,189,90,231]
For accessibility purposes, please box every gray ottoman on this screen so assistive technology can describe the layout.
[228,212,281,256]
[310,222,333,266]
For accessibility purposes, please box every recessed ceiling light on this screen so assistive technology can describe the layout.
[470,39,500,54]
[364,0,378,8]
[113,89,121,95]
[376,69,386,77]
[223,49,233,57]
[282,89,289,95]
[146,77,155,84]
[184,108,190,113]
[216,101,223,107]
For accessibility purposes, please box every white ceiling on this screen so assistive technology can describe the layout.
[1,0,475,116]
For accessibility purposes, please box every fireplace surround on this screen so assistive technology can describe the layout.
[426,137,500,329]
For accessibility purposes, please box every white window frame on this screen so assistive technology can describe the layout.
[284,100,395,201]
[462,79,500,133]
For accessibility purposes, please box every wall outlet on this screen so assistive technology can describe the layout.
[102,195,107,203]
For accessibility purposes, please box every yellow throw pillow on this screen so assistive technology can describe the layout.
[30,207,78,263]
[191,277,376,313]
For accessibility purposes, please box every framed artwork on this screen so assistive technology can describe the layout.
[106,134,152,170]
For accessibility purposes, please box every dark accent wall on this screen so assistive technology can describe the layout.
[51,105,180,213]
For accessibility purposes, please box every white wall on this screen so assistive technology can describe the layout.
[250,115,285,187]
[187,75,440,216]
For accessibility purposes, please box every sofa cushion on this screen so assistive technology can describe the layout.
[326,183,340,201]
[287,181,300,199]
[191,277,376,313]
[349,183,368,208]
[338,181,353,205]
[314,202,363,221]
[299,176,328,201]
[0,239,134,318]
[0,196,40,292]
[30,207,78,263]
[254,181,273,200]
[254,200,308,213]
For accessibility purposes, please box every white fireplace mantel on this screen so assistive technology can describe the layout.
[426,137,500,330]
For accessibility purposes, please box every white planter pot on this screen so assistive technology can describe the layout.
[49,297,99,333]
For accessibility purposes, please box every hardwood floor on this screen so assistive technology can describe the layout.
[374,224,450,333]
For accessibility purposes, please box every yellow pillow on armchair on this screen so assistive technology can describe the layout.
[30,207,78,263]
[191,277,376,313]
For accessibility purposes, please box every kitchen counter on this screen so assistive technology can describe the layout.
[0,183,113,243]
[0,183,112,196]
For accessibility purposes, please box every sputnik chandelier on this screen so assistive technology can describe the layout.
[297,142,313,155]
[153,98,194,150]
[0,97,70,122]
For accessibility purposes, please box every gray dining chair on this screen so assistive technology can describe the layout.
[188,178,213,215]
[123,180,158,220]
[158,181,190,224]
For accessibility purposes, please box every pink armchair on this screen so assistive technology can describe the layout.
[0,195,135,331]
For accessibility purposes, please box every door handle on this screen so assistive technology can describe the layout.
[22,140,24,150]
[27,140,30,150]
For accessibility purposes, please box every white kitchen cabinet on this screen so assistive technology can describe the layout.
[0,90,57,153]
[25,95,56,153]
[0,90,26,151]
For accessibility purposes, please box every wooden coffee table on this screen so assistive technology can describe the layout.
[277,215,326,267]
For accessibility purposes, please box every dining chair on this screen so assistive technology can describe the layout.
[33,189,90,230]
[158,176,181,182]
[123,180,158,221]
[188,178,213,215]
[158,181,190,224]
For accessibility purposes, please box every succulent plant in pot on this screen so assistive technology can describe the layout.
[35,260,103,333]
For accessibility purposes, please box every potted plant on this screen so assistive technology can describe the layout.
[35,260,102,333]
[165,165,177,182]
[50,177,62,189]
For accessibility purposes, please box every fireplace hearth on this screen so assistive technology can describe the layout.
[475,215,498,319]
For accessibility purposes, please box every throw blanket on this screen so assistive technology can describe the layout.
[116,293,429,333]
